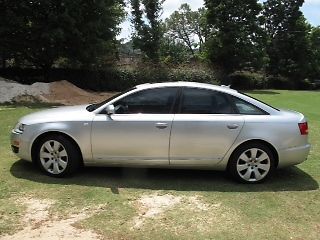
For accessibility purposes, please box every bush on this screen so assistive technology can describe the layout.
[227,71,266,90]
[266,75,295,90]
[297,79,315,90]
[167,67,217,84]
[0,67,218,91]
[314,79,320,90]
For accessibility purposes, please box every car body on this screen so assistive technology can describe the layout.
[11,82,311,183]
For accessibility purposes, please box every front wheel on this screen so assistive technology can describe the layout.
[35,135,81,177]
[228,143,275,183]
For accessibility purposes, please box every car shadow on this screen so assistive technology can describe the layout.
[10,160,319,193]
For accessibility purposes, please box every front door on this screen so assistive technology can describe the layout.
[91,87,179,165]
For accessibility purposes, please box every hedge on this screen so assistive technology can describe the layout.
[0,67,218,91]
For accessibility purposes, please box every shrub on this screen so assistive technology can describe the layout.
[297,79,315,90]
[227,71,266,90]
[0,66,218,91]
[314,79,320,90]
[266,75,295,90]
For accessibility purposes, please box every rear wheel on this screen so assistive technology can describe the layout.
[228,143,275,183]
[35,135,81,177]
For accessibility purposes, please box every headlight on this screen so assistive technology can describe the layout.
[14,123,26,133]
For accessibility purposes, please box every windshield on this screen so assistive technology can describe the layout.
[86,87,136,112]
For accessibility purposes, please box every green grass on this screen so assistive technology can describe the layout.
[0,90,320,239]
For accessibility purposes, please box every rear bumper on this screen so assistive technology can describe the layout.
[278,144,311,168]
[10,130,32,162]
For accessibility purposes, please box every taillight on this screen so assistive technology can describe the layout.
[298,122,308,135]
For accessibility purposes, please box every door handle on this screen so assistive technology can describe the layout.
[227,124,239,129]
[155,122,168,129]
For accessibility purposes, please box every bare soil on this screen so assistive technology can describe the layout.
[1,197,103,240]
[131,193,182,229]
[0,77,117,105]
[130,193,238,232]
[42,80,117,105]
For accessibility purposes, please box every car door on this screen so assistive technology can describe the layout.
[169,87,245,166]
[91,87,179,165]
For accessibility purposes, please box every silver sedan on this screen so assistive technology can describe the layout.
[11,82,311,183]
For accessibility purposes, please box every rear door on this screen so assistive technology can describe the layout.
[169,87,244,166]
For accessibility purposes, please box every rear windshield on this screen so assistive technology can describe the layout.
[240,92,280,111]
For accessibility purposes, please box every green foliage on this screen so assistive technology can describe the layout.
[204,0,266,73]
[164,4,208,57]
[309,27,320,79]
[0,0,124,69]
[0,67,218,91]
[266,75,295,89]
[226,71,317,90]
[159,36,190,64]
[296,78,316,90]
[165,66,217,84]
[263,0,312,83]
[227,71,267,90]
[1,0,319,90]
[96,66,217,90]
[160,4,208,64]
[130,0,163,62]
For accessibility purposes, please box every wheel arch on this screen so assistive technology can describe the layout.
[31,131,83,165]
[227,139,279,169]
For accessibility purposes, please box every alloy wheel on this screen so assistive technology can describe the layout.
[236,148,271,182]
[39,140,68,175]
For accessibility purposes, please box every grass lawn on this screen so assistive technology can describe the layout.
[0,90,319,239]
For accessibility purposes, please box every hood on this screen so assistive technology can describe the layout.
[20,105,94,125]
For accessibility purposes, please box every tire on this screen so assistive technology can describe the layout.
[35,134,81,177]
[228,142,275,183]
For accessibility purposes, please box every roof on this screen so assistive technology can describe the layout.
[135,81,238,94]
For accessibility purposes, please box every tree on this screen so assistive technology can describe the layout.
[204,0,266,73]
[263,0,311,82]
[165,4,208,57]
[0,0,124,69]
[194,7,209,53]
[130,0,163,62]
[159,35,190,64]
[309,26,320,79]
[0,0,29,68]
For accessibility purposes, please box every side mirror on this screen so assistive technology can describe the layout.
[105,104,115,115]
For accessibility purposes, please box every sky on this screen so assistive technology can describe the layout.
[118,0,320,41]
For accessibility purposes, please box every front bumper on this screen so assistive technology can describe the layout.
[278,144,311,168]
[11,130,32,162]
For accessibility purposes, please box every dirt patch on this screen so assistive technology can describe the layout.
[0,77,117,105]
[131,193,238,232]
[178,196,234,233]
[186,195,211,211]
[17,197,54,225]
[132,193,182,229]
[43,80,117,105]
[1,197,102,240]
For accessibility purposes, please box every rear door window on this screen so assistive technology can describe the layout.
[179,88,235,114]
